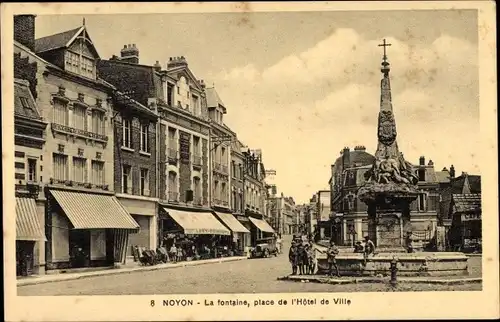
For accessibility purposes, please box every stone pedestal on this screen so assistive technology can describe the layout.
[374,213,408,252]
[367,203,413,253]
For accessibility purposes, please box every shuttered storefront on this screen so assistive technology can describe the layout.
[127,215,150,255]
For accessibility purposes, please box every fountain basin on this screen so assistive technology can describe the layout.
[315,251,469,277]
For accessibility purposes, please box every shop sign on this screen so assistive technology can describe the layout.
[461,213,481,221]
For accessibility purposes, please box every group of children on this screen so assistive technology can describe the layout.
[288,236,377,277]
[288,239,317,275]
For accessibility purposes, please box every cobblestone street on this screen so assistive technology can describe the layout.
[18,243,482,296]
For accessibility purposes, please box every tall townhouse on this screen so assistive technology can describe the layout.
[111,91,159,260]
[229,139,251,253]
[14,17,140,273]
[13,73,48,276]
[243,149,275,245]
[206,87,252,252]
[99,53,232,254]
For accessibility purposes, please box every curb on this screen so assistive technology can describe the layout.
[277,276,482,285]
[18,257,247,287]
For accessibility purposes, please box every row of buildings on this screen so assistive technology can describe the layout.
[13,15,279,276]
[304,146,481,252]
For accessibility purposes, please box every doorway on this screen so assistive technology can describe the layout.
[69,229,91,268]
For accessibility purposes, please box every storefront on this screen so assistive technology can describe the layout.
[116,195,157,261]
[46,189,139,270]
[159,207,232,259]
[213,211,250,256]
[248,216,275,246]
[16,197,47,276]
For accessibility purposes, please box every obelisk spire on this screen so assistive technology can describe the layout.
[378,38,393,112]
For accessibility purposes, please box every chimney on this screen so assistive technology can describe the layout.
[354,145,366,151]
[167,55,188,69]
[153,60,162,72]
[450,165,455,178]
[14,15,36,52]
[199,79,206,89]
[342,147,351,169]
[428,159,434,166]
[419,156,425,166]
[442,167,448,171]
[120,43,139,64]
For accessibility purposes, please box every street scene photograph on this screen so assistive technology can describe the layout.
[6,5,491,299]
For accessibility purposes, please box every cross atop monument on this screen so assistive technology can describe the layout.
[378,38,392,62]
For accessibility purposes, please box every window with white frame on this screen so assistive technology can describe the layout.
[64,48,95,79]
[140,168,150,196]
[91,160,105,185]
[221,182,227,202]
[122,165,132,194]
[168,171,178,201]
[193,177,201,204]
[27,158,37,182]
[73,157,87,183]
[53,100,69,125]
[140,123,149,153]
[418,193,426,211]
[73,104,87,131]
[122,119,132,148]
[92,110,105,135]
[53,154,68,181]
[193,136,200,157]
[192,95,199,116]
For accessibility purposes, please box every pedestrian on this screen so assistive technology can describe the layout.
[363,235,376,265]
[288,241,299,275]
[406,232,414,253]
[305,244,316,274]
[320,239,340,277]
[177,244,184,262]
[169,243,177,263]
[297,243,306,275]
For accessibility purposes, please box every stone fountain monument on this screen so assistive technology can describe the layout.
[357,39,420,252]
[314,39,469,277]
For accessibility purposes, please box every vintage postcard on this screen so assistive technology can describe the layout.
[2,1,498,321]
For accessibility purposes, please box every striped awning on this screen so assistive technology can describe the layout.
[164,208,230,236]
[50,190,139,230]
[249,217,275,233]
[16,198,46,241]
[214,212,250,233]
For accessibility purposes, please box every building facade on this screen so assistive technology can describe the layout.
[111,90,159,259]
[230,139,250,252]
[330,146,443,248]
[14,76,48,276]
[14,17,140,272]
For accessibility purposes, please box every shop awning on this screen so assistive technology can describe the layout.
[214,212,250,233]
[249,217,275,233]
[16,198,47,241]
[50,190,139,230]
[164,208,231,236]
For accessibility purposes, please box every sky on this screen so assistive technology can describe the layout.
[35,10,479,204]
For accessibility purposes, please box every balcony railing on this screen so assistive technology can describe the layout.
[213,162,229,174]
[213,162,221,171]
[168,191,179,202]
[193,154,202,167]
[213,198,222,205]
[51,123,108,142]
[194,197,203,206]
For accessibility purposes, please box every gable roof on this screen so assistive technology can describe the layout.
[14,78,42,120]
[166,65,203,92]
[205,87,226,110]
[35,26,99,58]
[35,26,83,53]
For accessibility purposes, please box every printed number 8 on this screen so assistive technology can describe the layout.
[151,300,155,307]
